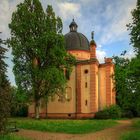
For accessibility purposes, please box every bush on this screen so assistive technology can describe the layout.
[95,105,122,119]
[121,110,134,118]
[11,105,28,117]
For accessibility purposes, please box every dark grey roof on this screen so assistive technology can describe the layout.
[69,19,78,29]
[64,19,90,51]
[64,32,90,51]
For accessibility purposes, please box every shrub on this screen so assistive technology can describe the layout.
[95,105,122,119]
[121,110,134,118]
[11,105,28,117]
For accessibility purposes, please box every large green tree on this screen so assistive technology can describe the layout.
[127,0,140,116]
[128,0,140,55]
[8,0,75,119]
[113,55,136,117]
[114,0,140,117]
[0,34,10,133]
[114,54,140,117]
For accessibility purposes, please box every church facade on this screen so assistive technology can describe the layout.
[28,19,116,119]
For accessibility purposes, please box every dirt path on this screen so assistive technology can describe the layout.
[16,120,134,140]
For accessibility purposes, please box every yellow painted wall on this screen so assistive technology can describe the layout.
[47,67,76,113]
[39,99,47,113]
[98,66,106,110]
[80,65,90,113]
[68,50,90,60]
[96,65,99,111]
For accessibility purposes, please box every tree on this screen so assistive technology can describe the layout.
[8,0,75,119]
[113,54,140,117]
[113,56,132,116]
[111,0,140,117]
[0,34,10,133]
[127,0,140,55]
[127,0,140,116]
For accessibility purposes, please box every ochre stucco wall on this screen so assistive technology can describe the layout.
[68,50,90,60]
[98,65,106,110]
[80,64,90,113]
[47,67,76,113]
[95,64,99,111]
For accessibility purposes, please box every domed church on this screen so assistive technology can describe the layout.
[28,19,116,119]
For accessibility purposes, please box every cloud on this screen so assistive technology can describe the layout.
[0,0,23,39]
[0,0,10,39]
[0,0,137,85]
[0,0,23,86]
[58,2,81,21]
[96,49,106,63]
[98,0,137,46]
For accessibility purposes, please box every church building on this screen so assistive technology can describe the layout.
[28,19,116,119]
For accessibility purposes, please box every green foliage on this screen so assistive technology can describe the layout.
[0,35,11,133]
[8,0,75,118]
[11,118,117,134]
[114,0,140,118]
[95,105,122,119]
[127,0,140,117]
[10,87,28,117]
[113,55,140,117]
[127,0,140,55]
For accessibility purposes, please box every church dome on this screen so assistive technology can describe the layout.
[64,19,90,51]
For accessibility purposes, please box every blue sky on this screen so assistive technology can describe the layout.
[0,0,137,86]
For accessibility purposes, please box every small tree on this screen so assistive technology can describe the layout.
[8,0,75,119]
[0,34,10,133]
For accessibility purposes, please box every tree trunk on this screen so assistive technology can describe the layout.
[35,100,40,119]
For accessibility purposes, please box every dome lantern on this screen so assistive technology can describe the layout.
[69,19,78,32]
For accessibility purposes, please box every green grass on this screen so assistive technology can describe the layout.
[133,118,140,128]
[120,118,140,140]
[0,134,30,140]
[11,118,117,134]
[120,130,140,140]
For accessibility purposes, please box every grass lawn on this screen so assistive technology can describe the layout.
[120,118,140,140]
[0,134,30,140]
[10,118,117,134]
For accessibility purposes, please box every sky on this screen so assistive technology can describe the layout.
[0,0,137,86]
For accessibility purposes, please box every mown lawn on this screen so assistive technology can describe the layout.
[10,118,117,134]
[120,118,140,140]
[0,134,29,140]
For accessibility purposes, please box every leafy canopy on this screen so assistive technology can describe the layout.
[8,0,75,103]
[127,0,140,55]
